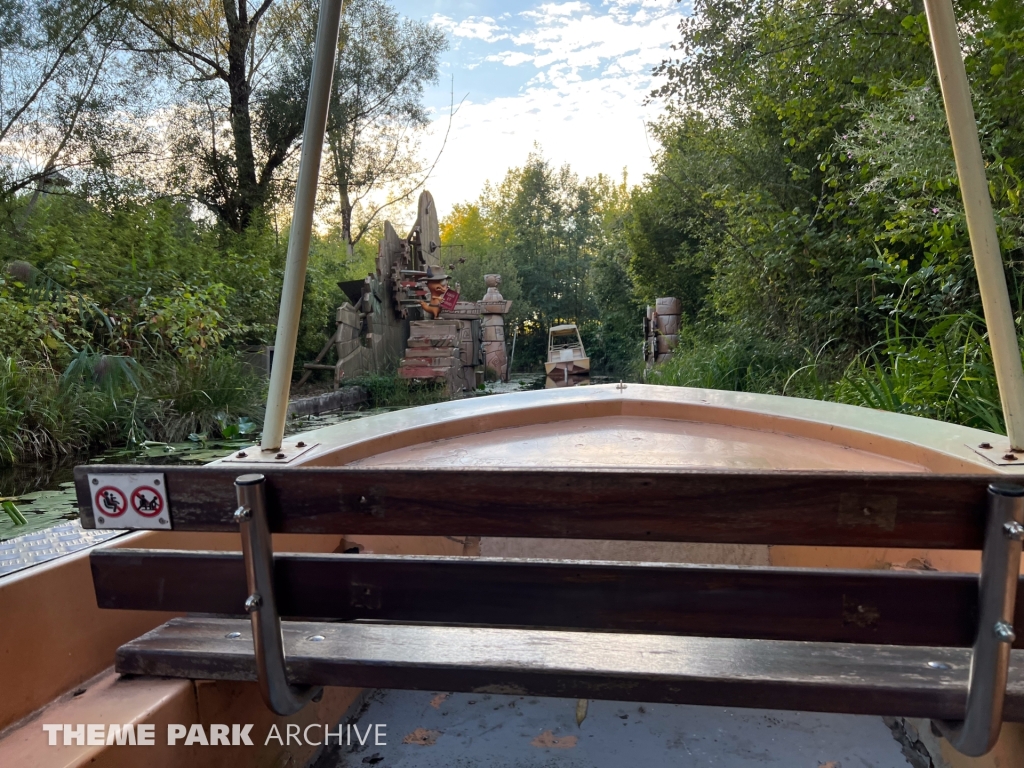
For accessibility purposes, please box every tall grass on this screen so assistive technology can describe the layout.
[651,314,1009,435]
[353,373,448,408]
[647,331,810,395]
[0,353,267,467]
[834,313,1005,434]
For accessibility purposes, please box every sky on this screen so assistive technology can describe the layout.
[389,0,689,210]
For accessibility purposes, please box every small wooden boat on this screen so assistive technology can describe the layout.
[544,324,590,387]
[3,2,1024,765]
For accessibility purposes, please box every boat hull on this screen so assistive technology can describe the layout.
[544,357,590,376]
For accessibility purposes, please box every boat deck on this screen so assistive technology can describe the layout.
[313,690,916,767]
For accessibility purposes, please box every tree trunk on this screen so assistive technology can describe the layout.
[224,0,260,231]
[330,136,355,260]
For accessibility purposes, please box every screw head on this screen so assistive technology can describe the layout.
[233,506,251,523]
[225,631,241,639]
[979,442,993,450]
[275,453,286,460]
[1004,521,1024,541]
[296,441,306,448]
[97,516,105,524]
[92,478,99,485]
[307,635,325,642]
[1004,453,1018,461]
[158,517,167,525]
[154,479,161,486]
[237,451,248,458]
[994,621,1016,643]
[927,661,951,670]
[244,594,263,613]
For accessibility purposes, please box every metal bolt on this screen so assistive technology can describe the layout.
[233,506,251,523]
[158,517,167,525]
[979,442,993,450]
[97,517,105,524]
[237,451,248,458]
[154,479,161,486]
[296,441,306,448]
[994,621,1016,643]
[92,478,99,485]
[308,635,325,642]
[1004,521,1024,541]
[927,661,951,670]
[225,631,241,639]
[244,594,263,613]
[1004,453,1018,461]
[276,453,286,460]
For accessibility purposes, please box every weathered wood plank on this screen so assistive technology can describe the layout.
[115,617,1024,722]
[74,465,1007,548]
[91,549,1004,647]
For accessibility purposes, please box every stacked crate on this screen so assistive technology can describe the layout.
[398,320,463,394]
[645,297,681,366]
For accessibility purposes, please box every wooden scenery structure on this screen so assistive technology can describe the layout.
[644,297,681,366]
[298,190,512,395]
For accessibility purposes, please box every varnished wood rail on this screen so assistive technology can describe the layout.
[91,549,1024,647]
[75,465,1004,548]
[116,618,1024,722]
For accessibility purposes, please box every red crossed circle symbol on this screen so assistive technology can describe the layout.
[131,486,164,517]
[95,486,128,517]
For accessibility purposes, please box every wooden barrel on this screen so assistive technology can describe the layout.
[657,315,681,335]
[656,297,682,315]
[657,334,678,353]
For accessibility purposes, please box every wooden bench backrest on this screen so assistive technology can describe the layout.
[76,465,995,547]
[76,465,1022,649]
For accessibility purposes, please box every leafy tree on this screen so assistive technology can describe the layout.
[121,0,308,230]
[444,151,637,372]
[0,0,150,202]
[322,0,446,258]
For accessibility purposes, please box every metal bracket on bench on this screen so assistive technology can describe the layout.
[933,483,1024,756]
[235,474,322,715]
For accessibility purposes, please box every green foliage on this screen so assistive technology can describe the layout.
[835,314,1006,434]
[352,372,446,408]
[443,151,640,373]
[648,329,806,396]
[632,0,1024,435]
[0,352,266,467]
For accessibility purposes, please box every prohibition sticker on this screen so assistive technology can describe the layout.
[88,473,171,530]
[94,486,127,517]
[131,486,164,517]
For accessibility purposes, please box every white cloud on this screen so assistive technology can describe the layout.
[486,51,536,66]
[421,77,662,207]
[430,14,510,42]
[412,0,683,210]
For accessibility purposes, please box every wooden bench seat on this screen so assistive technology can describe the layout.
[75,465,1024,757]
[119,618,1024,722]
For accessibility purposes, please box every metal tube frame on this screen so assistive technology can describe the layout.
[933,483,1024,756]
[923,0,1024,450]
[235,474,322,715]
[261,0,345,452]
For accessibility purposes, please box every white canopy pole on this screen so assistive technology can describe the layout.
[261,0,344,452]
[924,0,1024,449]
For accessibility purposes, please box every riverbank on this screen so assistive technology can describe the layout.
[0,374,546,542]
